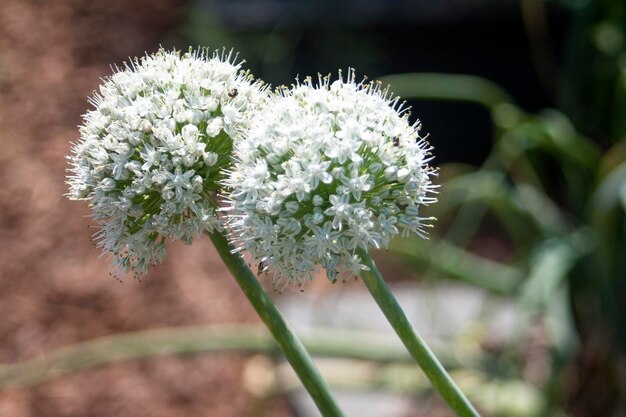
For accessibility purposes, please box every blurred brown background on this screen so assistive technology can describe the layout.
[0,1,294,416]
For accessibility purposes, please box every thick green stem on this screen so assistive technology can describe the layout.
[208,231,345,417]
[358,249,481,417]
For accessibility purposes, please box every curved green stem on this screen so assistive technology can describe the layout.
[357,248,482,417]
[0,324,475,389]
[208,231,345,417]
[377,73,515,111]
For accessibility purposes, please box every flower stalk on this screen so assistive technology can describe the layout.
[208,230,346,417]
[357,248,481,417]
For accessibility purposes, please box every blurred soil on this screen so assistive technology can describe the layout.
[0,1,290,416]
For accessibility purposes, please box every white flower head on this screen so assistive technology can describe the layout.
[224,70,437,287]
[67,47,267,278]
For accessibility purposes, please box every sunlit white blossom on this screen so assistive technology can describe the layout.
[224,71,437,287]
[67,48,267,277]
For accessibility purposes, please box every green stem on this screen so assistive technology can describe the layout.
[0,324,473,389]
[358,248,482,417]
[208,231,345,417]
[377,73,515,111]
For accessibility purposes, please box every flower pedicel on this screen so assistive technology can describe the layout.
[224,71,438,287]
[67,48,267,277]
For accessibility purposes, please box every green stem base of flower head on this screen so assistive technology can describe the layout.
[357,248,482,417]
[208,231,346,417]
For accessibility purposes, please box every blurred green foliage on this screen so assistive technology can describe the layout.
[381,1,626,415]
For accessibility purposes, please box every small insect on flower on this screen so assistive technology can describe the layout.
[224,69,438,288]
[66,47,267,278]
[257,259,267,275]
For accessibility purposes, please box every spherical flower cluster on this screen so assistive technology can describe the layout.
[67,48,267,277]
[224,71,437,286]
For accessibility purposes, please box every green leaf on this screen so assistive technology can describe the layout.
[377,73,515,111]
[389,238,524,296]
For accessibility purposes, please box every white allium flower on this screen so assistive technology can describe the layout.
[224,71,437,287]
[67,48,267,277]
